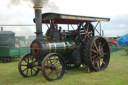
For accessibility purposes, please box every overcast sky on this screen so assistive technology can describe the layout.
[0,0,128,38]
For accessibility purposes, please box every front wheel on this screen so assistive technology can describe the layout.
[41,53,65,81]
[18,53,39,77]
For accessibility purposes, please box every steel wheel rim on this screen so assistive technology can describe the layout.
[18,54,39,77]
[42,53,65,81]
[90,37,110,71]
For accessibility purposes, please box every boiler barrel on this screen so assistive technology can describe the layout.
[31,39,76,58]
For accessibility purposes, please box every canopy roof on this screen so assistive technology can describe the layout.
[37,13,110,24]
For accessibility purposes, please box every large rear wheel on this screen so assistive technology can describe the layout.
[83,36,110,71]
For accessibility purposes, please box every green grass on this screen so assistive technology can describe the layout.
[111,51,127,56]
[0,55,128,85]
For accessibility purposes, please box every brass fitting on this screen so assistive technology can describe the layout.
[33,6,42,9]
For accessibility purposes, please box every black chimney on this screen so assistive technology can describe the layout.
[33,6,43,39]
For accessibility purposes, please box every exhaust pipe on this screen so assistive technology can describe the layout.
[33,6,43,39]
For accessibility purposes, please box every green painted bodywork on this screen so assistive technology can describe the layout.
[0,47,30,57]
[48,39,76,55]
[37,39,76,65]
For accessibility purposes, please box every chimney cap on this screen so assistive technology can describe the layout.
[33,6,42,9]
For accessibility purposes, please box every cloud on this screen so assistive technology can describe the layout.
[0,7,35,38]
[101,14,128,36]
[0,0,128,38]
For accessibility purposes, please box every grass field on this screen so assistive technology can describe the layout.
[0,52,128,85]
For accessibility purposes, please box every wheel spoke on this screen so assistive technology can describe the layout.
[102,44,105,47]
[22,68,28,72]
[32,68,37,72]
[94,42,99,51]
[91,49,98,53]
[84,28,87,33]
[26,68,29,76]
[84,35,87,39]
[24,58,28,63]
[48,70,53,76]
[86,34,90,38]
[55,59,59,64]
[56,63,62,67]
[31,68,32,75]
[56,69,62,73]
[91,55,97,58]
[28,57,29,63]
[49,58,53,65]
[101,54,104,58]
[94,57,101,69]
[54,56,56,64]
[102,61,106,65]
[55,70,58,77]
[31,58,37,63]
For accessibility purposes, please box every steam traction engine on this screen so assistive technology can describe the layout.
[18,7,110,81]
